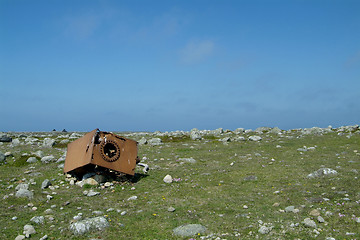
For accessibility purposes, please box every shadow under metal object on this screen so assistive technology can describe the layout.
[64,129,139,176]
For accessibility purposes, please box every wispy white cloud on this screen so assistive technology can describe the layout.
[63,12,102,40]
[179,40,214,64]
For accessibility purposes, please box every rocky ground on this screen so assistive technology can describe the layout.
[0,125,359,239]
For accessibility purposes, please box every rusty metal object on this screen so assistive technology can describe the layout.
[64,129,139,176]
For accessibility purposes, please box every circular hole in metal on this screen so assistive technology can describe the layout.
[100,140,120,162]
[103,142,117,158]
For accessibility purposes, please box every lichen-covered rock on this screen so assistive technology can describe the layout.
[173,224,207,237]
[16,189,34,199]
[69,217,109,235]
[307,168,338,178]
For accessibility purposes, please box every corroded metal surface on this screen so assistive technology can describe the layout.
[64,129,139,176]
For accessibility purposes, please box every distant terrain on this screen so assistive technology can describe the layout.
[0,126,359,239]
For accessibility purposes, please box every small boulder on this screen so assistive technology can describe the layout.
[0,151,6,163]
[148,138,162,145]
[285,206,295,213]
[15,235,25,240]
[173,224,207,237]
[69,216,109,235]
[41,179,51,189]
[163,175,173,183]
[41,155,55,163]
[26,157,38,163]
[307,168,338,178]
[0,133,12,142]
[138,137,147,145]
[249,135,262,141]
[309,209,321,217]
[178,157,196,163]
[30,216,45,224]
[16,189,34,199]
[303,218,317,228]
[23,224,36,237]
[190,129,202,140]
[258,226,272,234]
[42,138,56,147]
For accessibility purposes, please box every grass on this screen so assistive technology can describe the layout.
[0,130,359,239]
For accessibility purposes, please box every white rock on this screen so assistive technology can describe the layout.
[303,218,317,228]
[258,226,271,234]
[15,235,26,240]
[307,168,338,178]
[127,196,138,201]
[30,216,45,224]
[69,216,109,235]
[23,224,36,237]
[249,135,262,141]
[16,189,33,199]
[163,174,173,183]
[41,155,55,163]
[317,216,325,223]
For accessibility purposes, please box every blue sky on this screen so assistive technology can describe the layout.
[1,0,359,132]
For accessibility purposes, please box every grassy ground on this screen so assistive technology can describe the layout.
[0,130,359,239]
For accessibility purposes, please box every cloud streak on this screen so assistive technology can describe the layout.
[179,40,214,64]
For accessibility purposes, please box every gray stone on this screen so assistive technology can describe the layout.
[285,206,295,213]
[15,235,25,240]
[190,129,202,140]
[82,172,96,180]
[269,127,282,134]
[307,168,338,178]
[138,137,147,145]
[0,151,5,163]
[41,155,55,163]
[93,174,108,184]
[303,218,317,228]
[84,190,100,197]
[255,127,272,133]
[249,135,262,141]
[23,224,36,237]
[173,224,207,237]
[15,183,29,191]
[243,175,257,181]
[148,138,162,145]
[317,216,325,223]
[69,216,109,235]
[11,138,21,146]
[178,157,196,163]
[258,225,272,234]
[0,133,12,142]
[303,127,331,135]
[39,235,48,240]
[127,196,138,201]
[26,157,38,163]
[212,128,224,135]
[234,128,245,134]
[59,139,69,145]
[168,207,176,212]
[234,136,246,141]
[219,137,231,142]
[92,211,104,216]
[41,179,51,189]
[16,189,34,199]
[30,216,45,224]
[42,138,56,147]
[34,150,44,158]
